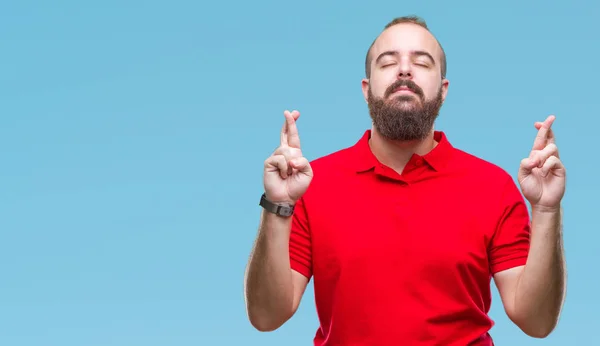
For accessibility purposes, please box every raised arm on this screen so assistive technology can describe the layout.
[494,115,567,338]
[244,110,312,331]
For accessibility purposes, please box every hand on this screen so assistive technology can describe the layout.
[517,115,566,211]
[263,110,313,204]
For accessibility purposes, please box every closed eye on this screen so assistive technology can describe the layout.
[413,59,432,67]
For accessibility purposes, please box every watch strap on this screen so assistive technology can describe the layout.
[259,193,295,217]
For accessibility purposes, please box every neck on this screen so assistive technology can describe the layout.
[368,126,437,174]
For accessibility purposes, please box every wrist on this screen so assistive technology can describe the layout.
[530,204,563,236]
[264,193,296,206]
[260,193,295,217]
[531,204,562,215]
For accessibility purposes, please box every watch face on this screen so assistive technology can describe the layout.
[278,206,293,217]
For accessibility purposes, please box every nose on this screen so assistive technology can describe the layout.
[398,71,412,79]
[397,69,412,79]
[397,59,412,79]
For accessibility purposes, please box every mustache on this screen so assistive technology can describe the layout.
[385,80,424,99]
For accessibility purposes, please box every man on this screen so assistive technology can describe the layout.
[244,16,567,345]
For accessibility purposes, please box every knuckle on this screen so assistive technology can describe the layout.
[273,154,286,163]
[265,154,285,167]
[273,147,302,160]
[274,146,288,156]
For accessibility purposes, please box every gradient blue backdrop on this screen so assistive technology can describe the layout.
[1,1,597,345]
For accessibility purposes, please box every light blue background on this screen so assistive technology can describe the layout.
[0,1,596,345]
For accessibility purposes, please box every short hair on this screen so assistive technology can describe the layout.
[364,16,447,79]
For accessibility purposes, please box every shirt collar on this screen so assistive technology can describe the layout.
[351,129,454,173]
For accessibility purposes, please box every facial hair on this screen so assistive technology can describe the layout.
[367,79,444,141]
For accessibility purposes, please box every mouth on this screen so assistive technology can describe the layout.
[393,87,415,94]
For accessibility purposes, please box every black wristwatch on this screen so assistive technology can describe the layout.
[259,193,295,217]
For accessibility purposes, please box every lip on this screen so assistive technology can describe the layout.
[393,87,415,94]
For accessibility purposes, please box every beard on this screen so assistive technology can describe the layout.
[367,79,444,141]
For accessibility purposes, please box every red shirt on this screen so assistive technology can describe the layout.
[289,130,531,346]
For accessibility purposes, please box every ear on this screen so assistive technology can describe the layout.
[441,78,450,101]
[361,78,370,103]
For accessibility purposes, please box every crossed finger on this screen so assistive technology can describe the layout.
[528,143,559,169]
[519,142,560,178]
[532,115,560,160]
[531,115,555,150]
[534,122,556,145]
[280,110,301,148]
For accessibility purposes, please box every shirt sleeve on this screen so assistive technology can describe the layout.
[289,196,313,279]
[489,176,531,275]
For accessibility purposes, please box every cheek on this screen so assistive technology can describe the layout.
[370,76,393,97]
[371,68,396,93]
[371,86,386,98]
[420,81,441,100]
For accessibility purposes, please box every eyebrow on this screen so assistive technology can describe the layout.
[375,50,436,65]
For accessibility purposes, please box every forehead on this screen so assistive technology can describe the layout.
[371,23,441,61]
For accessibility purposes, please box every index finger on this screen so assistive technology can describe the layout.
[285,110,301,148]
[534,121,556,145]
[280,111,290,147]
[532,115,555,150]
